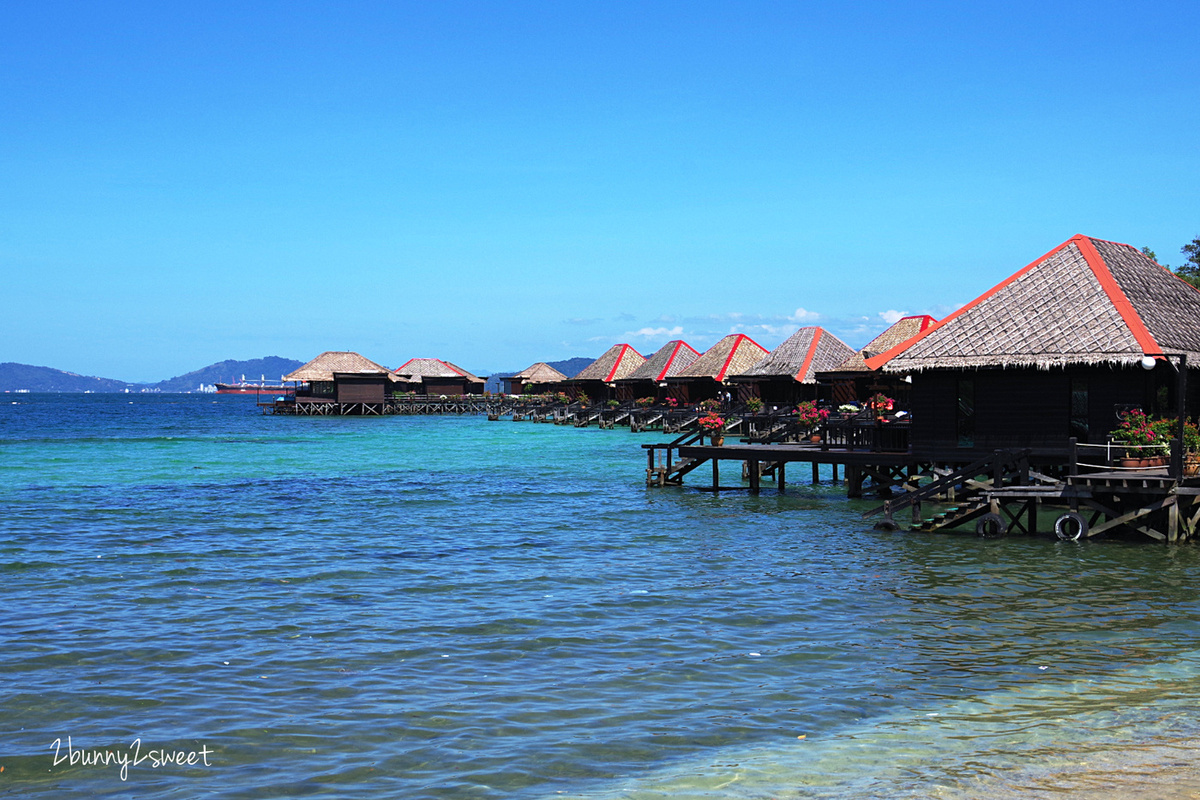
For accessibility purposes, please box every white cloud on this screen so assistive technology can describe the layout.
[625,326,684,338]
[878,309,907,325]
[789,307,821,322]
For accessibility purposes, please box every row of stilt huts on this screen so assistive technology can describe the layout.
[268,235,1200,543]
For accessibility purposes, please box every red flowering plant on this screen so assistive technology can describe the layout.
[794,400,829,431]
[697,413,725,433]
[1111,409,1159,450]
[868,393,895,412]
[635,397,655,408]
[664,397,679,408]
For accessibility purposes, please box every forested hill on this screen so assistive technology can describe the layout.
[152,357,303,392]
[0,363,137,393]
[0,356,303,393]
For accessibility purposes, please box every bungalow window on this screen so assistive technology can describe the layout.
[957,378,974,448]
[1070,377,1089,442]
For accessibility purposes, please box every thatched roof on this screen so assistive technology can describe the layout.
[867,235,1200,373]
[835,315,937,372]
[284,351,397,382]
[393,358,483,383]
[733,326,856,383]
[622,340,701,382]
[572,344,646,381]
[505,362,568,384]
[674,334,769,381]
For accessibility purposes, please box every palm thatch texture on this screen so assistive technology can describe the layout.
[571,344,646,382]
[508,362,568,384]
[675,334,769,380]
[393,358,483,382]
[867,235,1200,373]
[835,316,937,373]
[393,358,485,393]
[284,351,399,382]
[734,326,856,383]
[622,340,701,382]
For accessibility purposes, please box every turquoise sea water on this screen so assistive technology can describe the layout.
[2,394,1200,799]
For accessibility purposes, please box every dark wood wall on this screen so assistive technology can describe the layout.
[335,375,387,404]
[908,365,1190,457]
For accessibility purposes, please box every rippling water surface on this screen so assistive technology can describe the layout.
[3,394,1200,798]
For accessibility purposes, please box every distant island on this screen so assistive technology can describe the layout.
[0,357,304,393]
[0,355,598,393]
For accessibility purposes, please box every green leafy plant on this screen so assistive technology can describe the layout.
[746,397,764,414]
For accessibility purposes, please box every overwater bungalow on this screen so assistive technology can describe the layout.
[568,344,646,402]
[817,315,937,407]
[729,326,856,406]
[666,333,769,403]
[615,340,701,402]
[866,235,1200,459]
[283,351,401,413]
[393,358,485,396]
[499,362,568,395]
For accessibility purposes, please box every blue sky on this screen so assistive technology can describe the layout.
[3,1,1198,382]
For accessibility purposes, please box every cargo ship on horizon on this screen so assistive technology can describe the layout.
[215,376,289,395]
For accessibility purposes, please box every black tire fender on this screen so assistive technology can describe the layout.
[976,512,1006,538]
[1055,511,1088,541]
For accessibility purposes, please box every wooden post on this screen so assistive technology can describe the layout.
[1169,499,1180,543]
[1028,497,1038,535]
[712,457,719,491]
[812,461,820,485]
[1178,353,1189,482]
[846,466,863,499]
[832,463,839,483]
[749,460,760,495]
[778,462,786,493]
[1068,437,1078,477]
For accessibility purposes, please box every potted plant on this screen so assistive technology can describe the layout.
[606,399,620,409]
[795,400,829,442]
[697,412,725,446]
[868,393,895,418]
[746,396,764,414]
[636,397,655,409]
[1111,409,1160,466]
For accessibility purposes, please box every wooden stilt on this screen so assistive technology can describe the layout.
[749,460,760,495]
[847,466,863,499]
[778,462,786,493]
[812,462,820,485]
[712,458,719,491]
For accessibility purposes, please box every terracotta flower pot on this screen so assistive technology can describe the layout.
[711,433,724,447]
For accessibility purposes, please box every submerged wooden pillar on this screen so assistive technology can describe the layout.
[846,466,863,499]
[812,462,820,485]
[778,462,786,493]
[832,463,839,483]
[1028,498,1038,535]
[749,460,760,495]
[712,457,720,491]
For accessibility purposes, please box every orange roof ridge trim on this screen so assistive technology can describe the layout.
[717,333,766,380]
[794,327,824,382]
[605,343,642,382]
[1074,236,1161,357]
[656,340,699,381]
[864,238,1078,371]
